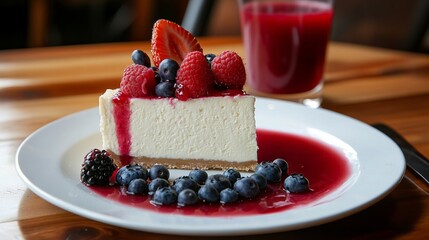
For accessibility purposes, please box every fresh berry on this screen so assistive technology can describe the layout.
[223,168,241,184]
[205,53,216,67]
[151,19,203,68]
[152,187,178,205]
[172,176,190,185]
[284,173,310,193]
[219,188,239,204]
[273,158,288,175]
[188,169,208,185]
[255,162,282,183]
[148,178,170,194]
[116,164,148,186]
[173,177,200,193]
[250,173,267,190]
[149,164,170,180]
[155,81,175,97]
[176,51,213,100]
[120,65,156,97]
[127,179,148,195]
[177,189,198,206]
[158,59,179,82]
[198,185,219,203]
[131,49,151,67]
[211,51,246,90]
[234,177,260,199]
[80,149,117,186]
[205,174,232,192]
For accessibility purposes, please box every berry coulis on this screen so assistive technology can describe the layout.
[90,129,351,217]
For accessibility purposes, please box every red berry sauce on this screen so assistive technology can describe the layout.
[90,129,351,217]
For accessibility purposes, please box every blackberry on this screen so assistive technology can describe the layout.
[80,149,117,186]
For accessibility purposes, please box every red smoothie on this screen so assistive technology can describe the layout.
[240,1,333,94]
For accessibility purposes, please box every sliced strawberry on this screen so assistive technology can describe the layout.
[176,51,213,100]
[151,19,203,68]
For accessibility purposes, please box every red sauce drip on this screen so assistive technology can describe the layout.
[112,92,131,156]
[90,129,351,217]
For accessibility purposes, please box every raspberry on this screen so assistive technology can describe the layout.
[176,51,213,100]
[120,64,156,97]
[80,149,117,186]
[211,51,246,90]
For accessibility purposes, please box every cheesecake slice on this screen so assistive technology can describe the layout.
[99,89,258,171]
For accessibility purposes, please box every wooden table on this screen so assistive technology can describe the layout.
[1,37,429,239]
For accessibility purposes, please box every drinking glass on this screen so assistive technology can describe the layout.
[238,0,333,108]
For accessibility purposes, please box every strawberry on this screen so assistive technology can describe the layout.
[211,51,246,90]
[176,51,213,100]
[120,64,156,97]
[151,19,203,68]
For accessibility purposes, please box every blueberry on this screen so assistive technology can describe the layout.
[205,53,216,66]
[198,185,220,203]
[127,179,148,195]
[219,188,239,204]
[189,169,208,185]
[273,158,288,174]
[148,178,170,194]
[255,162,282,183]
[234,177,260,199]
[152,187,177,205]
[250,173,267,190]
[223,168,241,184]
[173,177,200,193]
[205,174,232,192]
[116,164,148,186]
[284,173,310,193]
[155,81,175,98]
[177,189,198,206]
[149,164,170,180]
[158,59,179,82]
[131,49,151,67]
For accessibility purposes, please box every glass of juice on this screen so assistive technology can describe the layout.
[238,0,333,108]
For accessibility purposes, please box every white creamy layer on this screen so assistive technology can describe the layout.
[99,89,257,162]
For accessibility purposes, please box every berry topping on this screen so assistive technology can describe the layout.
[211,51,246,90]
[284,173,310,193]
[158,58,179,82]
[177,189,198,206]
[80,149,117,186]
[151,19,203,68]
[233,177,260,199]
[188,169,208,185]
[255,161,282,183]
[131,49,151,67]
[250,173,267,190]
[152,187,178,205]
[204,53,216,67]
[149,164,170,180]
[219,188,239,204]
[127,179,149,195]
[205,174,232,192]
[155,81,175,98]
[173,177,200,194]
[176,51,213,100]
[223,168,241,185]
[120,65,156,97]
[273,158,289,174]
[116,164,148,186]
[198,185,219,203]
[148,178,170,194]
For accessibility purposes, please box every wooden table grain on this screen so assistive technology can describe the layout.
[1,37,429,239]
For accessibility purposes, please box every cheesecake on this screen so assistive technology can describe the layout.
[98,19,258,171]
[99,89,257,170]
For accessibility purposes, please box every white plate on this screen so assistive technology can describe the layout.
[16,98,405,236]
